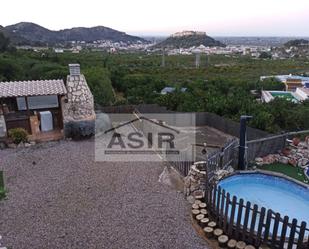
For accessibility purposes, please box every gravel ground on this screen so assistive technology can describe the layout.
[0,140,209,249]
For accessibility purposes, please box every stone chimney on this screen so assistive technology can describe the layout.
[62,64,96,139]
[69,64,81,76]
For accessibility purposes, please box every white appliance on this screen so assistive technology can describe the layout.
[40,111,53,132]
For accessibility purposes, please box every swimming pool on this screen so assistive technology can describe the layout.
[218,173,309,224]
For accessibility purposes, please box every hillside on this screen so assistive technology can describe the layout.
[0,25,28,45]
[3,22,149,46]
[154,31,225,49]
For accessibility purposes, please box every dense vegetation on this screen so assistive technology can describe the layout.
[1,35,309,133]
[284,39,309,48]
[0,32,10,52]
[154,33,225,49]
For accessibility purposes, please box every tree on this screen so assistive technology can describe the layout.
[257,77,285,91]
[259,52,272,59]
[0,58,23,81]
[84,67,115,106]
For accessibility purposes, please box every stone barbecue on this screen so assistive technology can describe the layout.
[62,64,96,139]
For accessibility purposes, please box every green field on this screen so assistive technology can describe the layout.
[258,163,308,184]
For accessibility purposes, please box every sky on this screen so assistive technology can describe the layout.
[1,0,309,36]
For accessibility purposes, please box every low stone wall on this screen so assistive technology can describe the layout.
[184,162,207,201]
[183,161,234,202]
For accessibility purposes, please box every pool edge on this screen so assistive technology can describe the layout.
[222,169,309,190]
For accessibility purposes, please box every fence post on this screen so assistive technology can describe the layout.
[212,185,217,213]
[208,184,213,213]
[263,209,273,245]
[242,201,251,241]
[220,189,226,228]
[255,207,266,247]
[228,196,237,237]
[235,198,244,240]
[248,204,258,245]
[238,115,252,170]
[297,221,307,249]
[279,216,289,249]
[219,147,224,169]
[287,219,298,249]
[270,213,281,248]
[216,186,222,223]
[223,192,231,234]
[204,180,209,205]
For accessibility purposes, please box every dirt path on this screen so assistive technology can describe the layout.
[0,140,208,249]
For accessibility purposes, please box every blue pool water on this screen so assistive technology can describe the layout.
[218,173,309,223]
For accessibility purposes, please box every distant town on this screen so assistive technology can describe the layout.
[25,38,309,60]
[2,23,307,59]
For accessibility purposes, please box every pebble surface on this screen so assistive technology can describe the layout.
[0,140,208,249]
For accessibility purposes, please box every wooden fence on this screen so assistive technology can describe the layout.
[170,152,193,177]
[171,139,238,177]
[205,182,309,249]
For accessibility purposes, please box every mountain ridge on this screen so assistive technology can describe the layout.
[2,22,149,46]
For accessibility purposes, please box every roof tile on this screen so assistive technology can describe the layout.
[0,79,67,98]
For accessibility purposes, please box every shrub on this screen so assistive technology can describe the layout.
[0,171,5,200]
[8,128,29,144]
[0,187,5,200]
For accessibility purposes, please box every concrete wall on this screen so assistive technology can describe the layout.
[195,112,270,141]
[99,104,270,141]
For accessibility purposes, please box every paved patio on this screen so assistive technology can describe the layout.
[0,140,208,249]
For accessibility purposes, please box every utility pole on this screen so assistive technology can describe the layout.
[238,115,253,170]
[195,52,200,68]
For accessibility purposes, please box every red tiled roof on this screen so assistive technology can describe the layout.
[0,79,67,98]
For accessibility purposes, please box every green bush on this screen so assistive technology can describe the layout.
[8,128,29,144]
[0,188,5,199]
[0,171,5,200]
